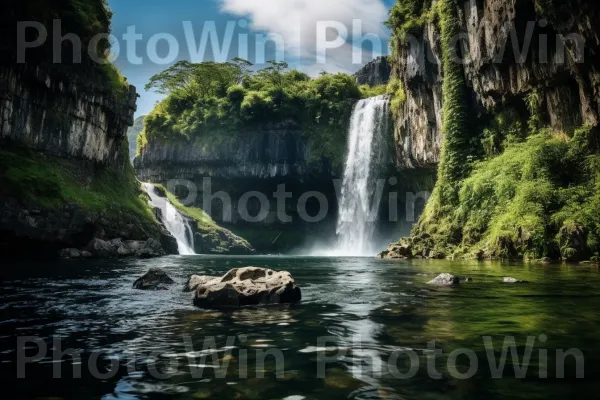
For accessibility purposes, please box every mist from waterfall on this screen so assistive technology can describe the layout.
[332,95,391,257]
[142,183,196,255]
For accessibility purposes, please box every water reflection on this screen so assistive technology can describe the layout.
[1,256,600,399]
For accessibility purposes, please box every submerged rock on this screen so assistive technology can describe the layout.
[427,273,460,286]
[133,268,175,290]
[503,277,527,284]
[189,267,301,308]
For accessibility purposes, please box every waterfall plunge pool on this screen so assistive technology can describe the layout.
[1,255,598,399]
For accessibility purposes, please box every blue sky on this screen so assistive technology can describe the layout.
[107,0,396,117]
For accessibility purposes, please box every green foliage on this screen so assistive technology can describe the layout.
[145,60,248,97]
[387,77,406,119]
[139,62,362,170]
[403,0,600,260]
[526,88,543,132]
[481,109,527,157]
[359,84,388,98]
[413,124,600,259]
[415,0,473,237]
[0,147,155,224]
[98,62,130,99]
[437,0,472,185]
[386,0,440,59]
[386,0,432,42]
[4,0,130,98]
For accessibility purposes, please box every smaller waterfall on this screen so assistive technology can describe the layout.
[142,183,196,255]
[333,95,390,256]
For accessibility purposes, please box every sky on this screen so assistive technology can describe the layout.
[107,0,396,117]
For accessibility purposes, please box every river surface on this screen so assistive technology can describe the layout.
[1,256,599,399]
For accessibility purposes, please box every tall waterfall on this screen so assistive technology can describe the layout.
[142,183,196,255]
[334,95,390,256]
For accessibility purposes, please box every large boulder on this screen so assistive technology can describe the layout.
[133,268,175,290]
[427,273,460,286]
[136,238,165,258]
[86,238,114,258]
[189,267,301,308]
[193,226,255,255]
[377,241,413,260]
[159,229,179,255]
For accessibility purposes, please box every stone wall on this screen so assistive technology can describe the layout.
[391,0,600,169]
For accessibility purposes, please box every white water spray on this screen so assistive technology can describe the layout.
[332,95,390,256]
[142,183,196,255]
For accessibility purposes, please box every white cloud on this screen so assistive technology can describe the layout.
[219,0,389,74]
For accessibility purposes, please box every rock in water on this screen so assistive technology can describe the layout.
[184,275,220,292]
[503,277,527,284]
[133,268,175,290]
[377,242,413,260]
[189,267,301,308]
[427,273,460,286]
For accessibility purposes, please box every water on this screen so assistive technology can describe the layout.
[143,183,195,255]
[335,96,390,257]
[2,256,600,399]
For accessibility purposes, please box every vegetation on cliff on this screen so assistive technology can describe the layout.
[3,0,130,98]
[127,116,145,162]
[0,146,158,232]
[137,60,380,171]
[0,1,162,258]
[386,0,600,262]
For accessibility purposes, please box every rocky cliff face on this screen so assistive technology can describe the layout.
[135,126,341,251]
[0,64,166,259]
[383,0,600,261]
[355,56,392,86]
[135,127,315,182]
[0,65,137,167]
[392,0,600,169]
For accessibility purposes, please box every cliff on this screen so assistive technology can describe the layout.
[392,0,600,168]
[382,0,600,261]
[1,65,137,165]
[134,68,371,252]
[0,64,166,258]
[135,124,343,253]
[0,1,167,259]
[355,56,392,86]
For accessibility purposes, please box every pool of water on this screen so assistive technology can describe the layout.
[1,256,599,399]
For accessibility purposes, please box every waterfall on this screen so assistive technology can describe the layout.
[142,183,196,255]
[333,95,390,256]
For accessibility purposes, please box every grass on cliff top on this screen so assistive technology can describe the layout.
[0,147,155,224]
[137,62,363,172]
[152,183,216,228]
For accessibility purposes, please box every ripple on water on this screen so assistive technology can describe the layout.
[1,257,600,399]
